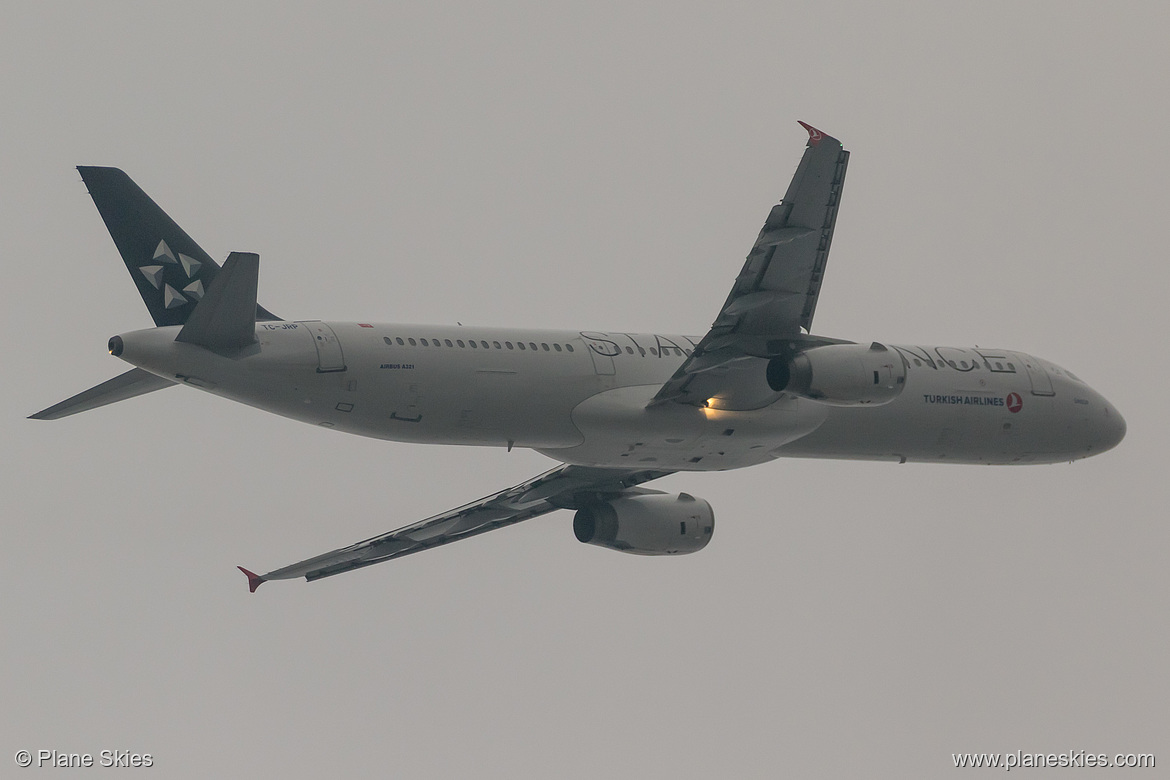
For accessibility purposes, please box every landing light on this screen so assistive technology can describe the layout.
[701,401,730,420]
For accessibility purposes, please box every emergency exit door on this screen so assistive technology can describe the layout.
[1014,352,1054,396]
[301,321,347,372]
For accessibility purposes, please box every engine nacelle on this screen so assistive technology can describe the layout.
[766,342,906,407]
[573,493,715,555]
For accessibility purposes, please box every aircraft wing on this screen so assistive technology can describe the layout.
[651,122,849,407]
[241,464,672,590]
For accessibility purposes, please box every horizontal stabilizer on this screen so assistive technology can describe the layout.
[29,367,176,420]
[175,252,260,351]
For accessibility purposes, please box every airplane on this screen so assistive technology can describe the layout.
[31,123,1126,592]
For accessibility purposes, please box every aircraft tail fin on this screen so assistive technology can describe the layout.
[28,367,176,420]
[77,167,279,327]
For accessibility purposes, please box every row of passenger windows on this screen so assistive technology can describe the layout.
[619,346,691,357]
[910,358,1016,371]
[382,336,694,358]
[385,336,575,353]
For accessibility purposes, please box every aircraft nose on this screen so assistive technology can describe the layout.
[1098,398,1126,453]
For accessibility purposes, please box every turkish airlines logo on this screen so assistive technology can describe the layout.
[798,121,824,147]
[921,392,1024,412]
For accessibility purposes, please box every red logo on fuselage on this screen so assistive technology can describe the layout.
[1006,392,1023,413]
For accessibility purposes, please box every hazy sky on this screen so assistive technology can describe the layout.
[3,2,1167,777]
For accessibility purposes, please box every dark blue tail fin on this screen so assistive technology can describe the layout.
[77,166,279,326]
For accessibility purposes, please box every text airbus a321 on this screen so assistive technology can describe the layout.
[32,123,1126,591]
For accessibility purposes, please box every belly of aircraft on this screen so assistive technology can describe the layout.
[538,384,828,470]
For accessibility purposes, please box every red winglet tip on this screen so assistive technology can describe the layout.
[238,566,265,593]
[797,121,825,146]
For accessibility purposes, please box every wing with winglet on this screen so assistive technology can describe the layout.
[241,465,672,589]
[651,122,850,408]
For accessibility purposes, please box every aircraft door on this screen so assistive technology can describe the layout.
[1014,352,1054,396]
[301,321,347,373]
[580,332,618,376]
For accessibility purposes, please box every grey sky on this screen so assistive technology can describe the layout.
[3,2,1167,777]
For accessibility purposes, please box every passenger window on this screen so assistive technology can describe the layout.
[420,338,429,346]
[505,341,514,349]
[913,359,922,366]
[684,349,692,356]
[396,337,404,346]
[565,344,574,352]
[529,342,538,351]
[479,341,488,349]
[518,342,526,350]
[541,343,550,351]
[625,346,634,354]
[470,340,478,348]
[384,337,393,345]
[408,338,417,346]
[493,341,502,349]
[445,339,453,347]
[553,343,562,352]
[457,340,465,347]
[650,348,658,356]
[1007,362,1015,370]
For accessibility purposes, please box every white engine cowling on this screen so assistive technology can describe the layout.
[573,493,715,555]
[766,342,906,406]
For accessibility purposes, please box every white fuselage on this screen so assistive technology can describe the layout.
[113,321,1126,470]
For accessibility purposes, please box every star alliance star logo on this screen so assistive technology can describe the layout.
[138,239,205,309]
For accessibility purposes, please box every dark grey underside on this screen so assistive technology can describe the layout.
[263,465,673,583]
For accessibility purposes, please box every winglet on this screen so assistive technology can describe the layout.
[238,566,265,593]
[797,120,826,147]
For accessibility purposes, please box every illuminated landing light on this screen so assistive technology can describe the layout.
[701,400,731,420]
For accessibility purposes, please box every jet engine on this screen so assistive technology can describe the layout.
[766,342,906,406]
[573,493,715,555]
